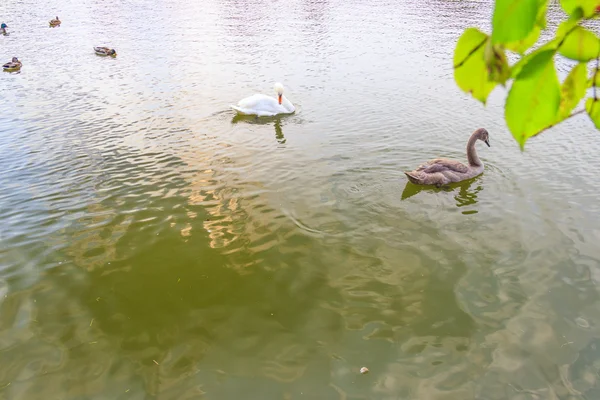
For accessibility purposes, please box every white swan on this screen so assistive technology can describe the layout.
[231,83,295,117]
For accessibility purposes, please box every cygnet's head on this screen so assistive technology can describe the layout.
[274,82,284,104]
[475,128,490,147]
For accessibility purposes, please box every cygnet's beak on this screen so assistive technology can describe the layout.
[278,94,282,105]
[485,139,490,147]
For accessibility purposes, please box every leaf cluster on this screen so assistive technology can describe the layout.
[453,0,600,148]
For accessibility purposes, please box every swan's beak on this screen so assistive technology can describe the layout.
[485,139,490,147]
[278,94,282,105]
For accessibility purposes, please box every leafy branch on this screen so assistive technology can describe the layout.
[453,0,600,148]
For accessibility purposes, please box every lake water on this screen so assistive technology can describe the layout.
[1,0,600,399]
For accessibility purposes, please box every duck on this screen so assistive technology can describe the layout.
[3,57,22,72]
[231,83,295,117]
[1,23,8,36]
[49,17,61,27]
[94,47,117,57]
[404,128,490,186]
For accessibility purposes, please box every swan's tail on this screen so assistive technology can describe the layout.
[404,171,422,185]
[230,105,250,115]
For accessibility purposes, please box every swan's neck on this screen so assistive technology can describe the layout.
[466,134,482,167]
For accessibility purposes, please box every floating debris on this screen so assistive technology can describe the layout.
[360,367,369,374]
[153,360,159,365]
[90,319,94,327]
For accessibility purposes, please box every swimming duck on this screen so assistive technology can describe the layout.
[231,83,295,117]
[1,23,8,36]
[94,47,117,57]
[404,128,490,186]
[3,57,22,72]
[49,17,61,27]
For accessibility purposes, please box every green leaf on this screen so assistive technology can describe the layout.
[492,0,539,44]
[586,98,600,129]
[505,0,548,53]
[505,50,561,147]
[560,0,600,18]
[509,5,582,77]
[556,11,583,39]
[559,26,600,61]
[505,26,541,54]
[453,28,497,103]
[558,63,588,120]
[510,41,558,78]
[485,42,511,84]
[454,28,487,66]
[536,0,549,29]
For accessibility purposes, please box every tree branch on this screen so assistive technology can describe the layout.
[595,56,599,100]
[530,109,587,138]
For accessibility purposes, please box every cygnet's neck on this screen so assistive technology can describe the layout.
[466,133,482,167]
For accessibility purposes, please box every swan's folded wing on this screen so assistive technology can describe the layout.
[237,94,269,109]
[422,159,469,174]
[231,105,277,117]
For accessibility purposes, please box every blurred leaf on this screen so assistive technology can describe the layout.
[560,0,600,17]
[485,42,511,84]
[454,28,488,65]
[505,0,548,52]
[513,11,582,74]
[558,63,588,120]
[492,0,539,44]
[559,26,600,61]
[511,41,558,78]
[536,0,549,28]
[454,28,496,103]
[505,26,541,54]
[556,12,582,39]
[505,50,560,147]
[586,98,600,128]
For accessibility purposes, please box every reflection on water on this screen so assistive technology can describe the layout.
[231,114,287,144]
[453,180,482,213]
[402,178,483,214]
[1,0,600,399]
[274,119,285,145]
